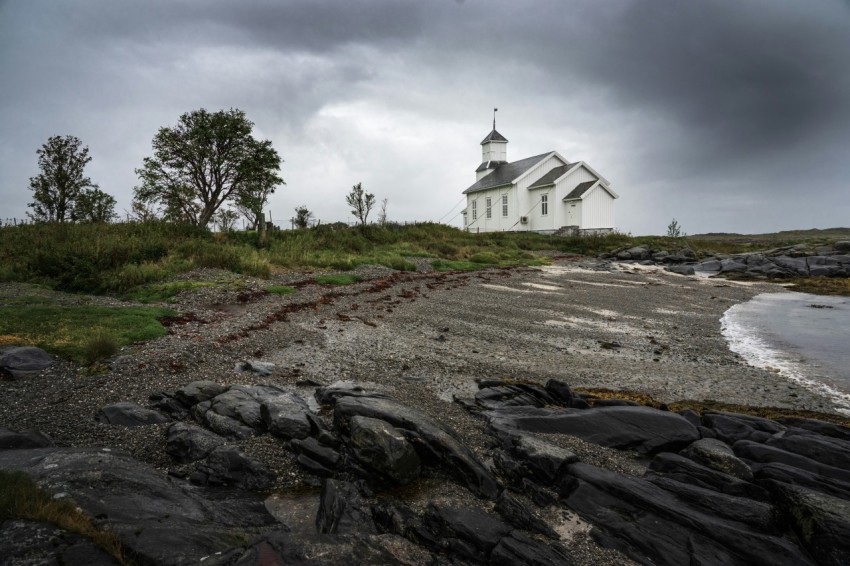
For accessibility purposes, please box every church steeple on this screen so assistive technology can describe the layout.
[476,108,508,180]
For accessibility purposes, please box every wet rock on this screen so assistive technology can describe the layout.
[494,491,560,539]
[680,438,753,481]
[487,405,699,455]
[561,462,813,566]
[648,452,769,501]
[490,530,574,566]
[754,462,850,500]
[776,417,850,442]
[334,395,500,499]
[95,401,170,426]
[174,380,227,406]
[733,440,850,484]
[291,436,341,469]
[0,428,54,449]
[494,430,578,483]
[165,422,224,463]
[767,480,850,566]
[0,346,52,379]
[149,391,189,420]
[348,416,421,485]
[316,479,376,535]
[260,392,312,440]
[423,501,511,562]
[702,411,784,444]
[765,430,850,470]
[196,445,275,490]
[0,447,276,565]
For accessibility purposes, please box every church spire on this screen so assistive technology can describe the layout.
[476,110,508,180]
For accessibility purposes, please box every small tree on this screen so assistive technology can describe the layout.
[346,182,375,226]
[134,108,283,228]
[27,135,98,222]
[294,205,313,229]
[73,187,116,223]
[130,199,159,222]
[377,197,388,226]
[215,208,239,232]
[667,218,684,239]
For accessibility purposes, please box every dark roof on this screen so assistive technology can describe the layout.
[475,160,507,172]
[464,153,551,194]
[480,129,508,144]
[527,164,573,189]
[563,180,597,200]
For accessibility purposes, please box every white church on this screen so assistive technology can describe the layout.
[462,122,617,234]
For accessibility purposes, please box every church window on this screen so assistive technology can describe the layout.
[471,200,477,220]
[541,194,548,215]
[502,194,508,217]
[486,197,492,219]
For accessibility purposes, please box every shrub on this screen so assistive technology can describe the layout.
[82,331,119,366]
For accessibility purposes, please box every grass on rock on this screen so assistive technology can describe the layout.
[266,285,295,295]
[0,470,126,563]
[314,274,362,285]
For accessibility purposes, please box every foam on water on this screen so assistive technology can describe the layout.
[721,292,850,414]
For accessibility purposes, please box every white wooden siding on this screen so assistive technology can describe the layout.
[580,186,616,229]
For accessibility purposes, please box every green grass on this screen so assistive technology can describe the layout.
[0,470,126,563]
[0,304,174,364]
[124,280,215,303]
[314,274,362,285]
[266,285,295,294]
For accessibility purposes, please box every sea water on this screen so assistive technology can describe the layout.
[720,291,850,414]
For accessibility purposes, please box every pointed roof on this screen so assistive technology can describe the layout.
[480,129,508,144]
[563,180,597,200]
[527,165,573,189]
[464,152,550,194]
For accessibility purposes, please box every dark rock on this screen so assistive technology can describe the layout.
[494,492,560,539]
[0,519,117,565]
[260,392,312,440]
[95,401,170,426]
[226,530,404,566]
[0,428,54,449]
[626,246,649,260]
[680,438,753,481]
[755,461,850,500]
[835,241,850,252]
[772,256,809,275]
[424,501,511,562]
[473,381,557,409]
[694,259,722,272]
[0,346,52,379]
[174,380,227,406]
[765,430,850,470]
[334,395,500,499]
[207,386,269,431]
[198,409,255,440]
[733,440,850,484]
[196,445,275,490]
[291,436,341,469]
[348,416,421,485]
[544,379,574,405]
[315,381,391,405]
[702,411,784,444]
[776,417,850,442]
[666,264,695,275]
[494,430,578,483]
[720,259,748,273]
[316,479,375,535]
[561,462,813,566]
[648,452,769,501]
[234,359,275,376]
[165,422,224,463]
[149,391,189,419]
[808,256,847,277]
[591,398,639,407]
[296,454,335,478]
[767,480,850,566]
[0,447,276,565]
[487,405,699,455]
[490,530,575,566]
[677,409,701,427]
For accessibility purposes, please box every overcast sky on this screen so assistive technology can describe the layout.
[2,0,849,235]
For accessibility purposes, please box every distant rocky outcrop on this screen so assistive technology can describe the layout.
[5,378,850,564]
[602,242,850,279]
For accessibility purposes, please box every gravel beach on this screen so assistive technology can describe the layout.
[1,259,839,564]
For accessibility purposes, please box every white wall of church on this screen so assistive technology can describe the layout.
[580,186,616,229]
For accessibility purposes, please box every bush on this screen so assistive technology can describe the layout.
[82,331,119,365]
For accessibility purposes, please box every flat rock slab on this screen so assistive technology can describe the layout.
[0,346,52,379]
[487,405,699,454]
[95,402,170,426]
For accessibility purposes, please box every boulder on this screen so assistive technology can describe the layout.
[835,241,850,252]
[174,380,227,406]
[648,452,769,501]
[776,417,850,442]
[493,492,560,539]
[808,256,847,277]
[666,264,695,276]
[348,416,421,485]
[702,411,784,444]
[694,259,722,273]
[473,381,558,410]
[95,402,170,426]
[260,392,312,440]
[719,259,748,273]
[234,359,275,376]
[0,428,54,449]
[423,501,512,562]
[291,436,341,470]
[733,440,850,484]
[755,461,850,501]
[165,422,224,463]
[0,447,276,565]
[772,256,809,275]
[490,531,574,566]
[196,445,275,491]
[767,480,850,566]
[680,438,753,481]
[207,387,267,431]
[0,346,52,379]
[494,430,578,483]
[334,395,500,499]
[765,430,850,470]
[486,405,699,455]
[316,479,376,535]
[315,381,392,405]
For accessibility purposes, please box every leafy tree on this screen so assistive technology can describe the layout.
[27,135,98,222]
[134,108,283,228]
[294,205,313,229]
[73,187,116,223]
[346,182,375,226]
[215,208,240,232]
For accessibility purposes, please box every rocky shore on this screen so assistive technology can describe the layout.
[1,260,848,564]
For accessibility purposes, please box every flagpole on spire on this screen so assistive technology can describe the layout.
[493,107,498,130]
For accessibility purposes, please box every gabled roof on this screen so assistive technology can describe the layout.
[463,152,551,194]
[527,164,573,189]
[563,181,597,200]
[480,129,508,144]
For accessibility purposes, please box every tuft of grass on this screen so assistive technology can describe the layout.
[0,305,174,364]
[0,470,126,563]
[266,285,295,295]
[82,331,119,366]
[314,274,362,285]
